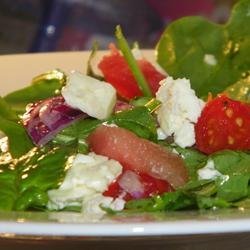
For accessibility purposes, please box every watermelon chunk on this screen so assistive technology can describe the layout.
[88,125,188,189]
[98,45,166,100]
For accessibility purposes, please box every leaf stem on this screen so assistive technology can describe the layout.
[115,25,153,97]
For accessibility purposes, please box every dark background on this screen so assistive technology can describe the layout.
[0,0,237,55]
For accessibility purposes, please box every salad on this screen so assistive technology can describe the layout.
[0,0,250,217]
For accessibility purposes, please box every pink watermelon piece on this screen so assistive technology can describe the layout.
[88,125,188,188]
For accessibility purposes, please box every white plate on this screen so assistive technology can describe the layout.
[0,51,250,238]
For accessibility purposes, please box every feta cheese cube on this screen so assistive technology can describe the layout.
[47,152,123,211]
[198,159,226,180]
[62,71,116,119]
[156,77,205,148]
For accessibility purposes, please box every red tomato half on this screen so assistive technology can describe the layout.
[103,171,172,201]
[195,95,250,154]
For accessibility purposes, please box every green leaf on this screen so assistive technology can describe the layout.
[197,196,231,209]
[125,191,195,212]
[211,150,250,176]
[130,97,161,113]
[53,118,102,152]
[0,96,18,121]
[159,142,207,179]
[0,146,72,211]
[224,77,250,103]
[18,147,70,194]
[4,77,63,114]
[234,198,250,208]
[0,117,33,158]
[109,106,157,140]
[86,41,104,80]
[182,180,217,197]
[115,25,152,97]
[0,163,17,210]
[156,0,250,97]
[173,146,207,178]
[15,187,48,211]
[217,175,249,202]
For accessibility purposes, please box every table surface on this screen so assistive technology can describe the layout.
[1,233,250,250]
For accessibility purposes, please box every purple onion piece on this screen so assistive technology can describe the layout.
[22,96,87,146]
[114,100,133,113]
[118,170,144,199]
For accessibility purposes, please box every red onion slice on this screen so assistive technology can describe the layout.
[114,100,133,113]
[118,170,144,199]
[22,96,87,146]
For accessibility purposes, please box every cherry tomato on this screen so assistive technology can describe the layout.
[195,95,250,154]
[103,171,172,201]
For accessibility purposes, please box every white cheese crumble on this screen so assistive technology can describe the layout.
[156,77,205,148]
[62,71,116,120]
[82,193,125,216]
[203,54,217,66]
[157,127,168,140]
[198,159,223,180]
[102,121,118,127]
[47,152,124,214]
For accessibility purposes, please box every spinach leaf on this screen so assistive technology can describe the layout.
[53,118,102,153]
[159,142,207,178]
[0,116,33,158]
[224,77,250,103]
[0,96,18,121]
[211,150,250,175]
[109,106,157,141]
[192,150,250,204]
[0,146,72,211]
[0,95,33,158]
[0,158,17,210]
[156,0,250,97]
[217,175,250,202]
[4,79,61,114]
[54,106,157,152]
[4,77,64,114]
[182,180,217,197]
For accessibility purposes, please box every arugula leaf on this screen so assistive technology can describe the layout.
[197,196,232,209]
[125,191,195,212]
[156,0,250,97]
